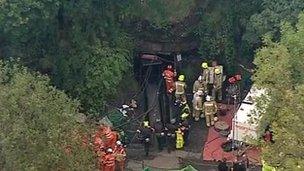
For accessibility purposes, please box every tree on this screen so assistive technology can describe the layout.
[125,0,196,28]
[0,60,95,170]
[0,0,135,115]
[195,0,236,73]
[253,13,304,170]
[245,0,304,47]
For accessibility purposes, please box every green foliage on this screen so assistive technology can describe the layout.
[196,0,237,74]
[80,44,131,114]
[0,60,95,170]
[0,0,134,115]
[245,0,304,46]
[126,0,196,28]
[253,13,304,169]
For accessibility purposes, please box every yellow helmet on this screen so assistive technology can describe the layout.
[143,121,149,127]
[215,68,221,74]
[201,62,208,69]
[178,75,185,81]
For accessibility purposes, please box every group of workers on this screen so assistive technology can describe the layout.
[137,106,191,156]
[137,60,228,155]
[93,126,126,171]
[163,60,224,126]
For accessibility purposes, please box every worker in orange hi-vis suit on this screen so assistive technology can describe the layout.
[104,128,118,149]
[114,141,126,171]
[162,65,176,94]
[100,148,116,171]
[93,126,118,154]
[93,131,105,153]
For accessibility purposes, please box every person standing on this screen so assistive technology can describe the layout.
[201,62,209,91]
[207,63,215,96]
[213,68,223,102]
[165,120,177,153]
[192,90,204,121]
[114,141,126,171]
[218,158,229,171]
[162,65,176,94]
[180,104,190,122]
[179,119,190,146]
[153,119,165,151]
[203,95,218,127]
[137,121,154,156]
[175,128,184,149]
[175,75,187,104]
[101,148,116,171]
[193,76,205,94]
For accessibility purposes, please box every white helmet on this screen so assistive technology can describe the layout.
[206,95,211,101]
[214,117,218,122]
[170,119,176,124]
[198,76,202,81]
[197,90,203,95]
[116,141,122,146]
[107,148,113,153]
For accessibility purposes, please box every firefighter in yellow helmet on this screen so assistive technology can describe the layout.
[192,90,204,121]
[180,104,190,121]
[201,62,209,91]
[211,61,224,101]
[137,121,154,156]
[203,95,218,127]
[213,67,223,101]
[175,75,187,104]
[175,128,184,149]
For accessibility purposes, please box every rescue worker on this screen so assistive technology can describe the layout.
[207,62,215,95]
[211,61,224,101]
[180,104,190,122]
[162,65,176,94]
[192,90,204,121]
[153,119,165,151]
[218,158,229,171]
[137,121,154,156]
[175,75,187,104]
[165,120,177,153]
[101,148,116,171]
[201,62,209,91]
[114,141,126,171]
[179,119,190,146]
[203,95,218,127]
[192,76,205,94]
[226,76,240,104]
[175,128,184,149]
[93,132,105,154]
[213,68,223,102]
[93,125,118,153]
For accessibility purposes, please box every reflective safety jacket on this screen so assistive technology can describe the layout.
[193,95,203,111]
[175,129,184,149]
[101,153,116,171]
[201,68,209,83]
[163,69,175,93]
[214,65,224,88]
[204,101,217,115]
[114,146,126,162]
[175,81,186,94]
[192,80,205,93]
[208,67,215,84]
